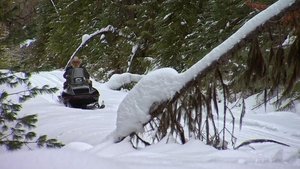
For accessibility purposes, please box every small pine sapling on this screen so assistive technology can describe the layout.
[0,70,64,150]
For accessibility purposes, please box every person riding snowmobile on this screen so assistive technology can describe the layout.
[63,56,91,89]
[60,56,104,109]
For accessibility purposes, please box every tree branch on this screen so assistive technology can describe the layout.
[150,0,300,131]
[65,25,117,69]
[50,0,61,20]
[234,139,290,150]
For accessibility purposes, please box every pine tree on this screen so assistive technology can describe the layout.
[5,0,281,79]
[127,0,300,149]
[0,0,39,70]
[0,70,64,150]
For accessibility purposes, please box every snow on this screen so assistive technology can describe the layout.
[163,13,173,20]
[106,72,144,90]
[0,70,300,169]
[81,34,91,44]
[127,44,140,72]
[1,0,299,168]
[114,68,181,140]
[132,44,139,54]
[20,38,36,48]
[0,149,124,169]
[282,35,296,47]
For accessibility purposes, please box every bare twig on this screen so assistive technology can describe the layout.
[234,139,290,150]
[134,133,151,146]
[50,0,61,20]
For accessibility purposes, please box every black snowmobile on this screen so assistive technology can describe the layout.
[60,67,105,109]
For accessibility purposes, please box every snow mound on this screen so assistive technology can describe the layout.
[0,149,125,169]
[106,73,144,90]
[63,142,93,152]
[114,68,183,140]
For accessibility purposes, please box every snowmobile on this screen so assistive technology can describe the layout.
[59,68,105,109]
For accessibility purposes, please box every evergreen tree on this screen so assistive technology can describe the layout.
[18,0,250,77]
[24,0,60,71]
[0,70,64,150]
[5,0,282,78]
[126,0,300,149]
[0,0,39,70]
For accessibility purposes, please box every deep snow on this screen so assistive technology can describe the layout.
[0,70,300,169]
[1,0,299,168]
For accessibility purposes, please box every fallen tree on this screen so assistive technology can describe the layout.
[114,0,300,149]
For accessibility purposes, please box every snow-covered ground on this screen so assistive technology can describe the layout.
[1,70,300,169]
[1,1,299,168]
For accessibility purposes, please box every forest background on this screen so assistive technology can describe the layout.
[1,0,299,113]
[0,0,275,78]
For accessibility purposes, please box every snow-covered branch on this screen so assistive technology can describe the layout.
[127,44,140,72]
[106,73,144,90]
[113,0,298,142]
[65,25,117,69]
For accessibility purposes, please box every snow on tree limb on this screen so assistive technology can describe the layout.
[127,44,140,72]
[106,73,144,90]
[64,25,117,69]
[182,0,297,82]
[114,0,298,141]
[114,68,180,141]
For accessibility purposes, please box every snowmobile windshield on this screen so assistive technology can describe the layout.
[71,68,86,85]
